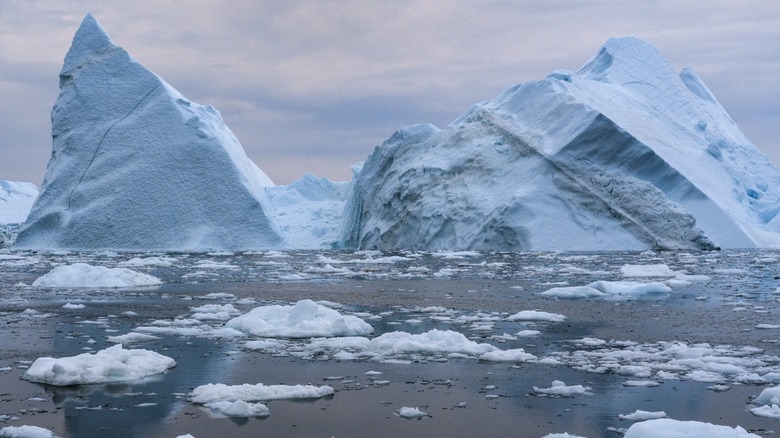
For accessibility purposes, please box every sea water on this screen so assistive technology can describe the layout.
[1,249,779,437]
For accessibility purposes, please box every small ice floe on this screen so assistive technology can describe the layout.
[62,303,85,309]
[516,330,541,337]
[369,329,497,356]
[199,399,270,418]
[623,418,759,437]
[618,410,667,421]
[622,380,660,387]
[540,286,607,298]
[620,264,675,277]
[532,380,592,397]
[119,256,178,267]
[106,333,161,344]
[21,344,175,386]
[756,324,780,329]
[540,433,587,438]
[507,310,566,322]
[32,263,162,288]
[480,348,537,362]
[189,382,333,417]
[749,385,780,419]
[0,425,60,438]
[394,406,429,419]
[225,299,373,338]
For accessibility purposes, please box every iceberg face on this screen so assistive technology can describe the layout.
[342,37,780,250]
[0,180,38,225]
[15,14,282,250]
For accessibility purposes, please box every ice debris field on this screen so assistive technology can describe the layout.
[1,249,780,437]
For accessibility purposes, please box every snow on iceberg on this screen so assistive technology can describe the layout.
[32,263,162,288]
[21,344,175,386]
[14,14,282,250]
[0,180,38,225]
[225,299,373,338]
[341,37,780,251]
[623,418,759,438]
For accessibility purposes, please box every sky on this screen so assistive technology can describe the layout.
[0,1,778,186]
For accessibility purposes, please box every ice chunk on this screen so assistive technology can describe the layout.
[507,310,566,322]
[623,418,759,437]
[395,406,429,419]
[369,329,497,356]
[22,344,175,386]
[32,263,162,288]
[226,299,373,338]
[532,380,592,396]
[189,382,334,404]
[0,425,58,438]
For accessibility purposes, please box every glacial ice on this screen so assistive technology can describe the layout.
[14,14,282,250]
[341,37,780,251]
[21,344,176,386]
[0,180,38,225]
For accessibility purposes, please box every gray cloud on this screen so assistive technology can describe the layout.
[1,0,778,185]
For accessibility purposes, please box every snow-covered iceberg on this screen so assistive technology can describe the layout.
[14,14,282,250]
[0,180,38,225]
[341,37,780,250]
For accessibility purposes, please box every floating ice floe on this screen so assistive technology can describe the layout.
[532,380,592,397]
[620,264,676,277]
[623,418,759,437]
[190,382,335,403]
[480,348,537,362]
[546,339,776,385]
[395,406,429,419]
[619,410,667,421]
[748,385,780,419]
[22,344,175,386]
[0,425,59,438]
[368,329,497,356]
[506,310,566,322]
[541,434,587,438]
[225,299,373,338]
[32,263,162,288]
[541,281,671,299]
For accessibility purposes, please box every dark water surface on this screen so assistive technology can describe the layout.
[1,249,780,437]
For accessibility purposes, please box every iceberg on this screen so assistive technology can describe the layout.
[0,180,38,225]
[14,14,282,250]
[341,37,780,250]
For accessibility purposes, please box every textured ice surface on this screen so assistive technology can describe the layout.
[15,14,281,250]
[0,180,38,225]
[21,344,175,386]
[32,263,162,288]
[342,37,780,251]
[623,418,759,437]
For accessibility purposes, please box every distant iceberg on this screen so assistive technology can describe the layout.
[14,14,282,250]
[0,180,38,225]
[341,37,780,250]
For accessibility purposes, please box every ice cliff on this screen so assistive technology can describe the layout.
[15,14,282,250]
[341,37,780,251]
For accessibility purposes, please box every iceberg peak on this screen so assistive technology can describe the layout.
[62,14,117,76]
[576,36,677,85]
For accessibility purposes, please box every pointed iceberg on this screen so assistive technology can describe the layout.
[342,37,780,250]
[15,14,282,250]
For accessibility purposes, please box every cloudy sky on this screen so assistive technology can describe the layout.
[1,1,778,186]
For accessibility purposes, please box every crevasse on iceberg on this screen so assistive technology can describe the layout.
[341,37,780,251]
[15,14,283,250]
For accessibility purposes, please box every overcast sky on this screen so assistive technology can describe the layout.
[1,1,778,186]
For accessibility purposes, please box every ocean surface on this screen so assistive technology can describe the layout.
[1,249,780,437]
